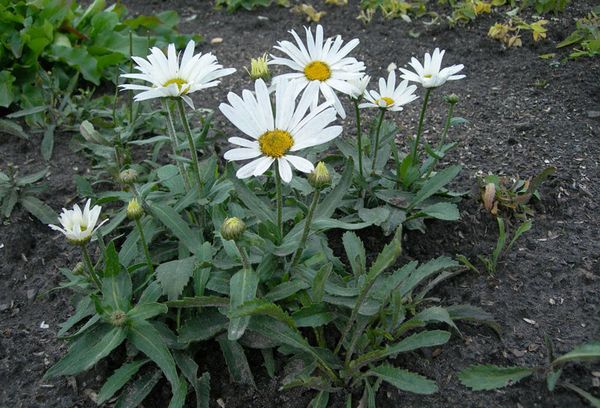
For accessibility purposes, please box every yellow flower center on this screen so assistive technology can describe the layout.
[79,224,87,232]
[304,61,331,81]
[423,74,433,78]
[163,78,189,93]
[258,130,294,158]
[376,97,395,107]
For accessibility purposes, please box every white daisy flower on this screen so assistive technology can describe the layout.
[399,48,465,88]
[348,75,371,100]
[119,40,236,109]
[49,199,108,245]
[220,79,342,183]
[360,70,418,111]
[269,24,365,119]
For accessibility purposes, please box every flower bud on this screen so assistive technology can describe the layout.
[110,310,128,327]
[308,162,331,190]
[221,217,246,241]
[127,198,144,220]
[245,53,271,80]
[119,169,138,185]
[72,261,85,276]
[445,94,459,105]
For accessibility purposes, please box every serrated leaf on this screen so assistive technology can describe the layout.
[97,359,149,404]
[229,299,296,328]
[408,165,462,210]
[217,335,255,387]
[156,257,196,301]
[368,364,438,395]
[228,269,259,340]
[45,324,126,378]
[20,195,56,224]
[128,321,179,392]
[414,306,461,335]
[553,342,600,365]
[342,231,366,277]
[358,207,390,226]
[114,368,162,408]
[458,365,534,391]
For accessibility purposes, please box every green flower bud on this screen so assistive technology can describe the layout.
[127,198,144,220]
[221,217,246,241]
[245,53,271,80]
[445,94,459,105]
[308,162,331,190]
[119,169,138,185]
[110,310,128,327]
[72,261,85,276]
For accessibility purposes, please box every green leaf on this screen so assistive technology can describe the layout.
[45,324,126,378]
[358,207,390,226]
[228,269,259,340]
[507,220,533,252]
[128,320,179,392]
[0,118,29,139]
[310,390,330,408]
[553,342,600,365]
[342,231,366,277]
[229,171,275,223]
[366,226,403,281]
[408,165,462,210]
[97,359,149,404]
[414,306,461,335]
[20,195,56,224]
[168,377,188,408]
[563,383,600,408]
[114,369,162,408]
[546,368,562,392]
[173,352,211,408]
[311,264,332,303]
[398,256,458,298]
[292,304,335,328]
[166,296,229,308]
[264,279,310,302]
[217,335,255,387]
[150,204,203,254]
[57,296,94,337]
[420,202,460,221]
[178,309,228,344]
[446,304,501,336]
[49,45,100,84]
[102,271,132,312]
[104,241,121,277]
[127,302,168,322]
[229,299,296,328]
[368,364,438,395]
[156,257,196,301]
[41,124,55,161]
[0,71,15,108]
[458,365,534,391]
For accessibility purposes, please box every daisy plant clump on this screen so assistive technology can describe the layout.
[120,40,235,191]
[46,25,488,408]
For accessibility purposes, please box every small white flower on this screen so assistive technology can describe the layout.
[120,40,236,109]
[399,48,465,88]
[220,79,342,183]
[360,70,418,111]
[49,199,108,245]
[348,75,371,100]
[269,24,365,119]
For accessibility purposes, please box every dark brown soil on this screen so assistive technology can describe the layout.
[1,1,599,407]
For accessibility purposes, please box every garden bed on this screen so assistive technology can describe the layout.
[1,0,599,407]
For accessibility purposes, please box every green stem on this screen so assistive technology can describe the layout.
[291,189,321,266]
[410,88,432,165]
[81,245,101,290]
[275,166,283,240]
[135,217,154,275]
[163,99,191,191]
[425,101,455,178]
[370,109,386,174]
[176,98,203,190]
[234,242,251,271]
[353,100,364,179]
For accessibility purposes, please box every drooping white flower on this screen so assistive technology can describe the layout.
[49,199,108,245]
[399,48,465,88]
[269,24,365,119]
[220,79,342,183]
[119,40,236,109]
[360,70,418,111]
[348,75,371,100]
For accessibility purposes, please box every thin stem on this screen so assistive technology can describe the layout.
[234,242,251,271]
[275,165,283,240]
[81,245,101,290]
[135,217,154,276]
[410,88,432,165]
[291,189,320,266]
[425,102,455,178]
[370,109,386,174]
[353,100,364,179]
[176,98,203,190]
[163,99,191,191]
